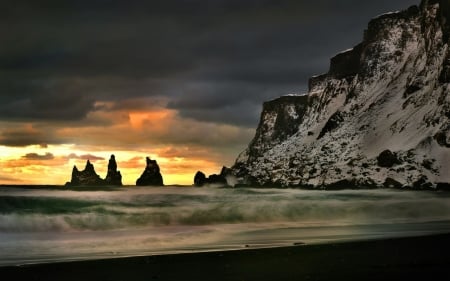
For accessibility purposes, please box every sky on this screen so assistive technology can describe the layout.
[0,0,417,185]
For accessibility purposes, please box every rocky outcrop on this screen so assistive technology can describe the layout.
[136,157,164,186]
[66,155,123,187]
[194,167,232,187]
[194,171,207,186]
[232,0,450,189]
[66,160,104,186]
[377,150,401,168]
[104,155,122,186]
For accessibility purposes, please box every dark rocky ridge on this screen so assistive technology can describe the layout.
[136,157,164,186]
[66,155,122,186]
[194,167,231,187]
[66,155,165,187]
[232,0,450,190]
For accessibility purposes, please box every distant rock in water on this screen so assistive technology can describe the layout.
[194,167,232,187]
[66,160,104,186]
[136,157,164,186]
[65,155,123,187]
[194,171,207,186]
[104,155,122,186]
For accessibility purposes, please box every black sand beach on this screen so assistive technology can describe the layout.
[1,233,450,281]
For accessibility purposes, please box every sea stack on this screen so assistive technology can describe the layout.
[193,167,231,187]
[66,160,104,186]
[136,157,164,186]
[194,171,207,186]
[104,154,122,186]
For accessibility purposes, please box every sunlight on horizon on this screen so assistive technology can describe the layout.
[0,144,223,186]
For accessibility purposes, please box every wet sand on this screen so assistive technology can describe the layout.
[1,233,450,281]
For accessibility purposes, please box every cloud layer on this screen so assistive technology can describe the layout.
[0,0,417,184]
[1,0,415,123]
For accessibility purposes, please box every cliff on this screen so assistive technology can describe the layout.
[232,0,450,189]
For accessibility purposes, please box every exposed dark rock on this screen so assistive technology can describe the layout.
[412,176,433,190]
[384,177,404,189]
[436,182,450,191]
[317,111,345,139]
[423,0,450,41]
[262,180,284,188]
[325,179,355,190]
[325,178,377,190]
[347,159,356,166]
[193,167,231,187]
[404,78,424,97]
[421,159,438,172]
[328,44,363,79]
[194,171,207,187]
[104,155,122,186]
[66,166,80,186]
[234,175,259,188]
[66,160,104,186]
[377,150,401,168]
[434,131,450,147]
[308,74,327,92]
[246,95,309,163]
[207,174,227,185]
[439,60,450,83]
[220,166,233,178]
[136,157,164,186]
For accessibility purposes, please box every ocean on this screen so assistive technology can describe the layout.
[1,186,450,266]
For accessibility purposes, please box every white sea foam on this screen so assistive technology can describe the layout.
[1,187,450,265]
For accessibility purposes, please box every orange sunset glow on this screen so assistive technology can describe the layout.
[0,102,253,185]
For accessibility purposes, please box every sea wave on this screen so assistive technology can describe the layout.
[1,188,450,232]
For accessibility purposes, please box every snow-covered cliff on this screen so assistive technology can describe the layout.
[232,0,450,189]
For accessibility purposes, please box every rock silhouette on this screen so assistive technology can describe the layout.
[104,155,122,186]
[66,155,122,186]
[136,157,164,186]
[66,160,104,186]
[193,167,231,187]
[194,171,207,186]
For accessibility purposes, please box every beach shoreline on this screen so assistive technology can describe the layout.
[1,233,450,281]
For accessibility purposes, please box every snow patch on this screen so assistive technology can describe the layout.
[232,3,450,188]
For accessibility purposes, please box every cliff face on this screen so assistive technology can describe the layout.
[233,0,450,189]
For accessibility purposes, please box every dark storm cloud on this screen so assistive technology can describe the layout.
[0,0,417,126]
[22,152,55,160]
[167,82,298,126]
[0,125,67,147]
[0,81,95,121]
